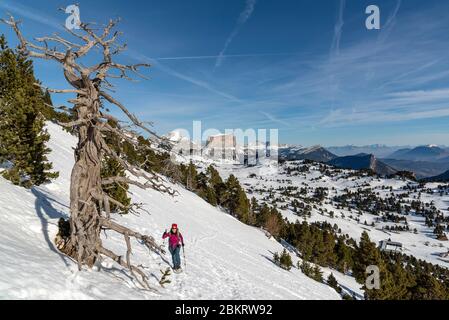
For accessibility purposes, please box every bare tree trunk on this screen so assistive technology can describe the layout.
[63,100,102,267]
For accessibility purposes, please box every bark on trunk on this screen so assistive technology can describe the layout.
[60,91,103,268]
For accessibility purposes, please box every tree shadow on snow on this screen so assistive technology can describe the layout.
[261,254,275,264]
[339,283,364,300]
[261,250,277,267]
[31,187,71,267]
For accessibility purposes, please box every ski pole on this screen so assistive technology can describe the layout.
[182,245,186,269]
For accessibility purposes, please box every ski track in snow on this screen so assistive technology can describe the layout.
[0,122,340,300]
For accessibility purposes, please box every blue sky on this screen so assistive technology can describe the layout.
[1,0,449,146]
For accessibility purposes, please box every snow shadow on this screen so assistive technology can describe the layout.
[280,238,300,256]
[261,250,278,267]
[261,239,301,268]
[261,253,275,264]
[31,187,71,267]
[339,283,363,300]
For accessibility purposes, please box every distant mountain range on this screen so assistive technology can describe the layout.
[327,145,408,158]
[423,170,449,182]
[381,159,449,179]
[278,146,397,176]
[278,144,449,178]
[327,153,397,176]
[324,144,449,178]
[278,145,337,162]
[168,133,449,179]
[387,145,449,162]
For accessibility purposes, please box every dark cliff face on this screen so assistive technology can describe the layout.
[328,153,397,176]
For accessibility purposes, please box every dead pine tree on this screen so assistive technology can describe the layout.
[2,15,177,291]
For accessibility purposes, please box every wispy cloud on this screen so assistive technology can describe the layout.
[127,50,242,102]
[156,52,295,61]
[256,2,449,136]
[388,88,449,103]
[320,106,449,127]
[153,60,241,102]
[319,86,449,127]
[377,0,402,45]
[0,1,63,30]
[0,2,243,107]
[330,0,345,58]
[259,111,291,127]
[0,1,243,104]
[215,0,257,68]
[377,59,440,90]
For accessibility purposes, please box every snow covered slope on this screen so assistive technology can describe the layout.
[211,161,449,268]
[0,122,340,300]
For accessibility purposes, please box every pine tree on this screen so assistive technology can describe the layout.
[101,120,131,213]
[0,97,16,165]
[256,203,271,227]
[39,89,56,121]
[296,221,313,262]
[101,156,131,213]
[198,184,218,207]
[236,187,252,224]
[327,273,342,293]
[353,232,396,300]
[410,271,448,300]
[0,35,57,187]
[312,265,323,282]
[183,161,198,191]
[299,260,314,276]
[335,237,353,274]
[207,165,225,204]
[279,249,293,271]
[316,230,337,267]
[221,174,251,222]
[385,255,413,299]
[250,197,259,214]
[353,231,382,283]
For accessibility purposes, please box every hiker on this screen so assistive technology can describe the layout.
[162,223,185,272]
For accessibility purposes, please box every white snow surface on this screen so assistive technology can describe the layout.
[0,122,340,300]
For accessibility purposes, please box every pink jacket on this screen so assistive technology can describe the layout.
[162,231,184,249]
